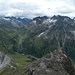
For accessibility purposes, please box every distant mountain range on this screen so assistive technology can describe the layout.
[0,16,31,28]
[0,15,75,61]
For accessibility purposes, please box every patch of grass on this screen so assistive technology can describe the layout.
[11,53,32,67]
[0,65,29,75]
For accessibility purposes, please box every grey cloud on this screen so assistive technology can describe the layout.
[56,6,74,14]
[0,0,75,18]
[10,2,39,10]
[59,11,72,14]
[6,2,41,18]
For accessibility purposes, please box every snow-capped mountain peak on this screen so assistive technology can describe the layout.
[43,18,57,25]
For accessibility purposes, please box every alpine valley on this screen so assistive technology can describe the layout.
[0,15,75,75]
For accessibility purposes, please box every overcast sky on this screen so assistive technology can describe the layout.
[0,0,75,18]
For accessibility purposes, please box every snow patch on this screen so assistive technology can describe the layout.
[11,65,13,68]
[38,18,41,21]
[72,31,75,33]
[38,32,44,37]
[19,17,25,19]
[32,20,36,24]
[49,25,53,28]
[64,18,70,22]
[49,19,57,23]
[2,17,10,21]
[43,18,57,24]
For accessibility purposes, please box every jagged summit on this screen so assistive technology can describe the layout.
[25,48,75,75]
[51,15,71,20]
[33,16,48,20]
[26,15,75,47]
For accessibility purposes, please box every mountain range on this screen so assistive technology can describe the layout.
[22,15,75,61]
[0,16,31,28]
[0,15,75,74]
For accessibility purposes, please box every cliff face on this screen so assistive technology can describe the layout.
[25,48,75,75]
[0,52,11,70]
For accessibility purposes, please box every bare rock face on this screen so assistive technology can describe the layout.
[0,52,11,69]
[25,48,75,75]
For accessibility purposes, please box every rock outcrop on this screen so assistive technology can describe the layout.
[25,48,75,75]
[0,52,11,70]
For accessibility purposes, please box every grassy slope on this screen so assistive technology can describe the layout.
[0,27,32,75]
[0,53,32,75]
[11,53,32,67]
[0,65,29,75]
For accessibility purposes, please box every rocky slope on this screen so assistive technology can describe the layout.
[21,15,75,61]
[25,48,75,75]
[0,48,75,75]
[0,52,11,70]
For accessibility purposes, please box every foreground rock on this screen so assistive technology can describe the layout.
[25,48,75,75]
[0,52,11,70]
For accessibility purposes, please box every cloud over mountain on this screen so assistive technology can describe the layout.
[0,0,75,18]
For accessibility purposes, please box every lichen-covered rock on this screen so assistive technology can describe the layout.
[25,48,75,75]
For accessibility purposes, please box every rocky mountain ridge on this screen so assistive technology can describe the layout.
[24,48,75,75]
[0,48,75,75]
